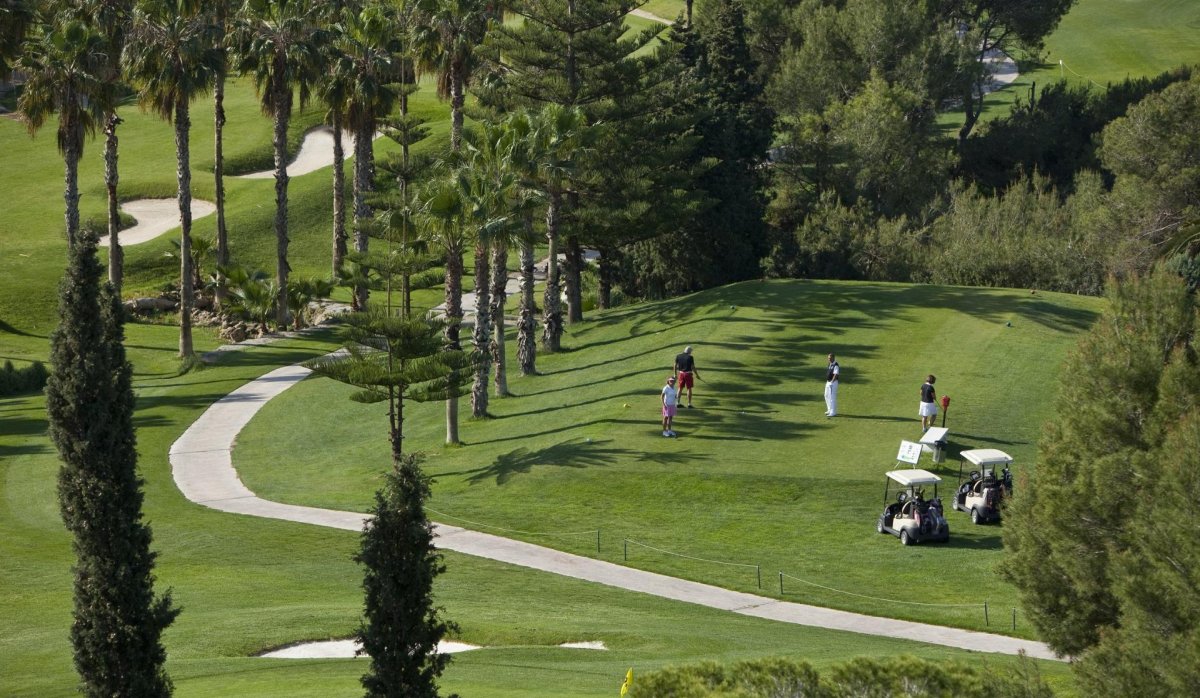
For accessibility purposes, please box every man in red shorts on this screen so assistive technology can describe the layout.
[673,346,701,408]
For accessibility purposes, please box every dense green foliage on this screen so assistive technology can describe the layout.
[1002,270,1200,691]
[0,359,49,396]
[628,655,1054,697]
[357,453,457,698]
[628,0,772,297]
[45,232,177,696]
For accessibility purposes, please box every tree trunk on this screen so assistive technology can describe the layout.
[565,236,583,323]
[104,112,122,292]
[597,246,612,309]
[444,247,463,445]
[490,239,509,397]
[352,120,373,310]
[64,127,81,250]
[470,243,491,418]
[518,233,537,375]
[332,114,347,278]
[214,71,228,307]
[541,193,563,352]
[450,65,464,152]
[272,92,291,331]
[175,99,195,359]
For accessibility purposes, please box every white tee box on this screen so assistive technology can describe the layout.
[920,427,949,452]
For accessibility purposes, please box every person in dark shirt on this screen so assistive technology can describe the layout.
[673,346,701,408]
[919,374,938,430]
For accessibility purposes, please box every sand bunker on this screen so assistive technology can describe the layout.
[258,639,607,659]
[99,199,215,247]
[238,127,379,179]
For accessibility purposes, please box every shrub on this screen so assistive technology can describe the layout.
[0,360,50,397]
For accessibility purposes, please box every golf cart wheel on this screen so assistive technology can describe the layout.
[971,508,982,525]
[876,515,886,534]
[900,529,913,546]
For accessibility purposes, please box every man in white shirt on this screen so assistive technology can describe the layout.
[825,353,839,417]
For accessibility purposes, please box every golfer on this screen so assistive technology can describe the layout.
[919,374,938,430]
[673,346,701,408]
[824,353,839,417]
[661,375,679,437]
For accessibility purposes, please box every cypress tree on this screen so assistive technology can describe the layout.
[46,230,178,697]
[356,453,457,698]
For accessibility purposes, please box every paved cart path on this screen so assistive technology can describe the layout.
[169,360,1060,662]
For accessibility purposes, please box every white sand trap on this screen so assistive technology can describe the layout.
[238,127,381,180]
[559,641,608,650]
[258,639,607,659]
[260,639,481,659]
[100,198,215,247]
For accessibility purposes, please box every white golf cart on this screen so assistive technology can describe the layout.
[876,469,950,545]
[952,448,1014,524]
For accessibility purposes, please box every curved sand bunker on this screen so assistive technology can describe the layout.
[99,199,216,247]
[238,127,378,179]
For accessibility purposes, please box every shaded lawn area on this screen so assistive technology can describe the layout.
[235,279,1102,638]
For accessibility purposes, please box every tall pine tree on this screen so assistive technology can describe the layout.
[629,0,773,297]
[46,231,178,697]
[476,0,698,330]
[1002,270,1199,680]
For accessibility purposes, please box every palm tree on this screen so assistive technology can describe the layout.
[458,121,518,417]
[418,177,467,444]
[315,0,360,280]
[509,104,592,353]
[414,0,494,152]
[233,0,329,329]
[330,2,402,310]
[208,0,235,307]
[17,12,108,251]
[71,0,133,292]
[125,0,221,358]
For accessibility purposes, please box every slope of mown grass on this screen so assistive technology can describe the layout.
[0,74,453,366]
[236,279,1102,639]
[0,328,1079,697]
[945,0,1200,129]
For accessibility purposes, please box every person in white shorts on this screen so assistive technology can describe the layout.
[919,374,938,430]
[661,375,679,437]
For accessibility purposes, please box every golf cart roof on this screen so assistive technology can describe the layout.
[886,469,942,487]
[960,449,1013,467]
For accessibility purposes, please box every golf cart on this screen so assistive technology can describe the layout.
[876,469,950,545]
[952,449,1014,524]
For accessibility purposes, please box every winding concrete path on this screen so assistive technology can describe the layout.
[99,199,216,247]
[169,361,1060,662]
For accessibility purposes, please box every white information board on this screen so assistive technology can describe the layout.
[896,440,923,465]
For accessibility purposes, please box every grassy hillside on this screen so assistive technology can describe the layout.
[965,0,1200,125]
[0,325,1080,697]
[236,280,1102,637]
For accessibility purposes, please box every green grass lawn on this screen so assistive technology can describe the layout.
[0,328,1080,697]
[942,0,1200,131]
[0,1,1119,693]
[235,280,1102,639]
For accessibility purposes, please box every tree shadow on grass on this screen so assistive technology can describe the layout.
[457,438,688,485]
[939,528,1004,551]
